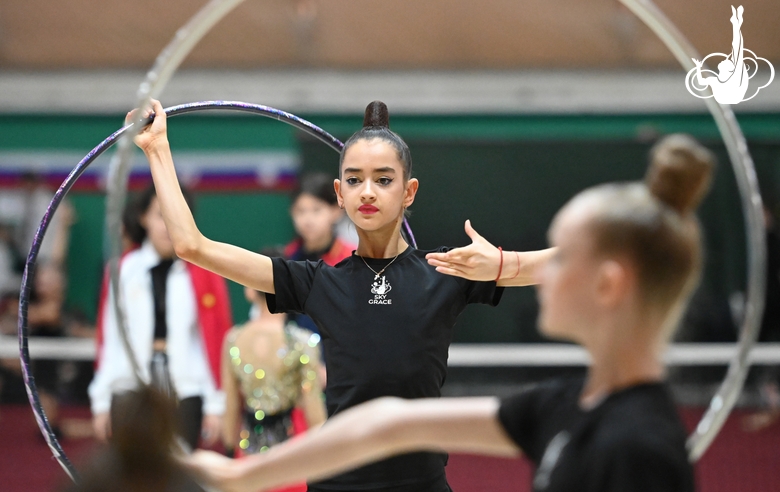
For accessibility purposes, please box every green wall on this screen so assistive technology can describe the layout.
[3,111,779,341]
[3,112,304,323]
[302,114,780,342]
[1,113,297,151]
[303,137,780,342]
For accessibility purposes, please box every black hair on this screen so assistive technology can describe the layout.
[122,199,144,246]
[339,101,412,179]
[21,171,42,184]
[291,173,338,207]
[123,184,195,245]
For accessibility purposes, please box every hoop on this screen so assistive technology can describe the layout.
[16,101,348,480]
[620,0,765,461]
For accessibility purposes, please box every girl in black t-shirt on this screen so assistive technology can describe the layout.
[186,134,712,492]
[131,99,550,491]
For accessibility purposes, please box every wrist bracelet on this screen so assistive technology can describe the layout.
[495,246,504,282]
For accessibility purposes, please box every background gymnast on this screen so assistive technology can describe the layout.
[129,98,551,492]
[89,185,232,450]
[284,172,355,269]
[283,172,355,383]
[183,134,711,492]
[221,246,326,492]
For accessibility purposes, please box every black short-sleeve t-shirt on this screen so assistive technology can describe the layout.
[498,378,694,492]
[267,247,502,491]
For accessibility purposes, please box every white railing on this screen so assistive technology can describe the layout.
[3,336,780,366]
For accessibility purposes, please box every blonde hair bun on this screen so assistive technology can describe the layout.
[646,134,715,215]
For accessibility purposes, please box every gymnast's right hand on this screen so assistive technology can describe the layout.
[125,99,168,153]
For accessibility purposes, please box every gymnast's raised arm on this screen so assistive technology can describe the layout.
[184,397,519,492]
[129,99,275,294]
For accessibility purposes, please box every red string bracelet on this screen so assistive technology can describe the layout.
[511,251,521,279]
[495,246,503,282]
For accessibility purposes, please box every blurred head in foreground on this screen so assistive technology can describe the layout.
[64,386,202,492]
[537,134,714,349]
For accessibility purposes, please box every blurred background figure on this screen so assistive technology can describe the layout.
[0,172,73,269]
[0,222,19,404]
[0,222,20,298]
[284,172,355,269]
[62,386,204,492]
[0,172,74,434]
[0,261,68,435]
[89,185,232,450]
[283,172,355,377]
[222,246,326,492]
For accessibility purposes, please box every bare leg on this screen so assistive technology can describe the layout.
[730,6,744,66]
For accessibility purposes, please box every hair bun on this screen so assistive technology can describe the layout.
[646,134,714,215]
[363,101,390,128]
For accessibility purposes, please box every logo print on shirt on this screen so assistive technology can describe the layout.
[533,431,570,490]
[369,275,392,305]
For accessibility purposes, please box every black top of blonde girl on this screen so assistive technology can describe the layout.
[340,101,413,179]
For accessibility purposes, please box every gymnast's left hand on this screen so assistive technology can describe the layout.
[125,99,168,153]
[425,220,501,281]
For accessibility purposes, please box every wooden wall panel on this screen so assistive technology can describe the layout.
[0,0,778,69]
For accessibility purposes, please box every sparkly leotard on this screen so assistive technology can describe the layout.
[226,323,321,453]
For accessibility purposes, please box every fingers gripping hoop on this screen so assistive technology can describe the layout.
[19,0,765,481]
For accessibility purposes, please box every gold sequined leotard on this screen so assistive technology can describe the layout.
[226,323,321,453]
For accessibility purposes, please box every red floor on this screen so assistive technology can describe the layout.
[0,405,96,492]
[0,404,778,491]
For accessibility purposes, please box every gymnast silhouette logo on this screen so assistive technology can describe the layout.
[685,5,774,105]
[369,276,392,304]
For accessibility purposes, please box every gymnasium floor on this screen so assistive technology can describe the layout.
[1,404,778,492]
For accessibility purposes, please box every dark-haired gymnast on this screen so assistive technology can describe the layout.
[185,134,710,492]
[129,99,553,492]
